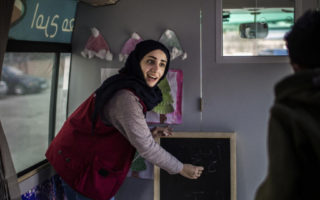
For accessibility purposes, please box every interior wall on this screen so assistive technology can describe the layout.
[69,0,202,131]
[201,2,293,199]
[69,0,311,200]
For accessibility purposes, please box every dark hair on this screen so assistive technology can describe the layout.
[284,10,320,69]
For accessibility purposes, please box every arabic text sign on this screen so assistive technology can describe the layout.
[9,0,77,43]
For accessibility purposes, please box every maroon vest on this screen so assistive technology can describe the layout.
[46,92,146,200]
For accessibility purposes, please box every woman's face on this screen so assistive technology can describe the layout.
[140,49,167,87]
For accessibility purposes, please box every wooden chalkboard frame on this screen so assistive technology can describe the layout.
[154,132,236,200]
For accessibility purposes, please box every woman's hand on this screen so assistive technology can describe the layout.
[151,126,172,138]
[179,164,204,179]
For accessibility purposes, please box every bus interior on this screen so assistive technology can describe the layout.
[1,0,320,199]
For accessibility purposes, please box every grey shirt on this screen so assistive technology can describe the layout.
[103,89,183,174]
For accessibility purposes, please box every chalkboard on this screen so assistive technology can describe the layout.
[154,132,236,200]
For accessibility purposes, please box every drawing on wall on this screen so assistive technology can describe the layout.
[127,158,154,180]
[119,32,143,62]
[11,0,25,26]
[146,69,183,124]
[100,68,119,83]
[128,152,149,179]
[153,77,174,123]
[159,29,187,60]
[81,27,113,61]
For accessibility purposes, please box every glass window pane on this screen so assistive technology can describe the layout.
[223,5,294,56]
[0,53,53,173]
[55,53,71,135]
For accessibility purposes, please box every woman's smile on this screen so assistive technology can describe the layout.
[140,49,167,87]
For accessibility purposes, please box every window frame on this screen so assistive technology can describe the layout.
[5,39,71,179]
[215,0,303,63]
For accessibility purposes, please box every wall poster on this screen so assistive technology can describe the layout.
[147,69,183,124]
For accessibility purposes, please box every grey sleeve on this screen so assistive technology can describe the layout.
[103,90,183,174]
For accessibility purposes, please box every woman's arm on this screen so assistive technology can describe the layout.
[103,90,182,174]
[103,90,203,178]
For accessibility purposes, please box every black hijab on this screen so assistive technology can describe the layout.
[92,40,170,131]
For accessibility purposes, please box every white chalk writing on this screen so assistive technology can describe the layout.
[30,2,74,39]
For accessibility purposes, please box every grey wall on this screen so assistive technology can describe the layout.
[201,1,292,198]
[70,0,202,135]
[68,0,310,200]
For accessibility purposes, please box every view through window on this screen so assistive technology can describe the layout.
[0,52,70,172]
[222,0,295,56]
[55,54,70,136]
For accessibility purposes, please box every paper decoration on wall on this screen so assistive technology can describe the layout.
[129,152,147,179]
[130,152,146,171]
[79,0,119,6]
[127,159,154,180]
[159,29,187,60]
[81,27,113,61]
[153,77,174,123]
[101,68,119,83]
[119,32,143,62]
[11,0,25,26]
[146,69,183,124]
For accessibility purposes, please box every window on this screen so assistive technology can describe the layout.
[216,0,300,63]
[55,54,70,136]
[0,51,71,174]
[1,0,75,176]
[1,53,53,172]
[223,8,294,56]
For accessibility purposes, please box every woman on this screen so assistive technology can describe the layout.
[46,40,203,200]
